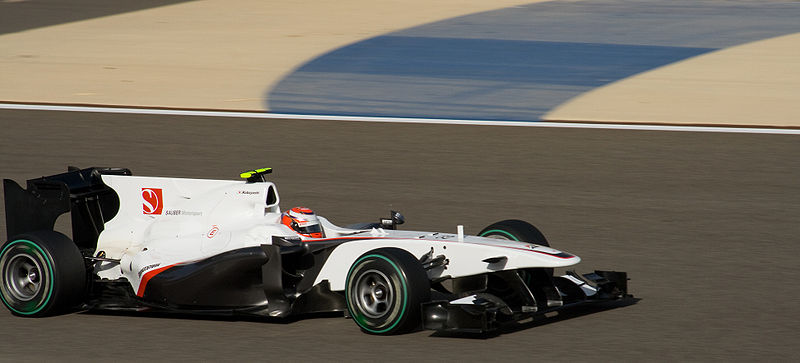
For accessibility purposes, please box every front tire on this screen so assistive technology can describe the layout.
[478,219,549,247]
[345,248,430,335]
[479,219,553,276]
[0,231,86,317]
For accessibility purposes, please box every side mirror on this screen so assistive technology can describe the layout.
[391,210,404,225]
[380,210,405,229]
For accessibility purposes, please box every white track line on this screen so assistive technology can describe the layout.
[2,103,799,135]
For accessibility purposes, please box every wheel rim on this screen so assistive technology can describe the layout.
[4,253,45,302]
[353,269,394,318]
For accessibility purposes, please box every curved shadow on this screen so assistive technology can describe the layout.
[268,0,800,121]
[429,297,641,339]
[78,299,640,338]
[80,308,342,325]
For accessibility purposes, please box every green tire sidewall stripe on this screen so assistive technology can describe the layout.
[346,253,408,334]
[0,239,55,315]
[479,229,519,241]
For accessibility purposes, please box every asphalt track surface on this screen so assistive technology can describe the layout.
[0,0,196,34]
[1,109,799,361]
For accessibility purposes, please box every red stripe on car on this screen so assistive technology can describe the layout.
[136,264,176,297]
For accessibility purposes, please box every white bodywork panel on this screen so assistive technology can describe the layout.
[93,174,580,295]
[311,231,579,291]
[96,175,287,294]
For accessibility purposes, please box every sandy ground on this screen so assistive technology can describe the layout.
[0,0,535,110]
[545,32,800,127]
[1,0,799,126]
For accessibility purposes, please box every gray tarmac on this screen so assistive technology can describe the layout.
[1,109,799,361]
[0,0,195,35]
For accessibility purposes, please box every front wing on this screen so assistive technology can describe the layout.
[421,270,630,333]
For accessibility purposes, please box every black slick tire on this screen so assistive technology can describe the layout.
[0,231,87,317]
[345,248,430,335]
[478,219,549,246]
[478,219,553,276]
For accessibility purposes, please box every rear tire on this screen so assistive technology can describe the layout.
[345,248,430,335]
[0,231,86,317]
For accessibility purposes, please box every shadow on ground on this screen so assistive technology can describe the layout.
[430,297,640,339]
[268,0,800,121]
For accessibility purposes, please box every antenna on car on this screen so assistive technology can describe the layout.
[239,167,272,183]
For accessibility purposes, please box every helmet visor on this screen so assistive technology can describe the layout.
[297,224,322,235]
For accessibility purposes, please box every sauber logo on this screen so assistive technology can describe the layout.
[142,188,163,215]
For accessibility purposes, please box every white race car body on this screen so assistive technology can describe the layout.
[96,174,580,296]
[2,167,629,334]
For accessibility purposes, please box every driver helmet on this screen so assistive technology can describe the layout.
[281,207,324,238]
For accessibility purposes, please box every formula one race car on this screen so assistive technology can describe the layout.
[1,167,630,334]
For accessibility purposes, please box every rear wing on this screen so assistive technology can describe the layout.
[3,167,131,250]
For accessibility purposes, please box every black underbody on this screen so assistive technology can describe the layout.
[86,237,628,334]
[89,237,351,317]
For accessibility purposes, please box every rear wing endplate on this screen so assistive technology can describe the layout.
[3,167,131,249]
